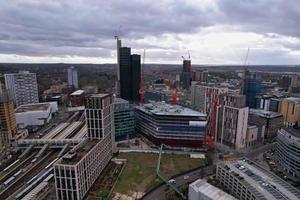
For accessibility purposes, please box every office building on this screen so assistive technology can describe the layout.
[4,71,39,107]
[116,37,122,96]
[279,97,300,127]
[249,109,283,139]
[191,69,208,83]
[114,98,135,141]
[217,94,249,150]
[276,128,300,182]
[245,124,260,148]
[189,179,236,200]
[131,54,141,102]
[256,96,280,112]
[191,84,228,113]
[85,94,114,140]
[244,73,262,108]
[181,59,191,89]
[144,90,170,103]
[119,47,132,101]
[67,66,79,89]
[70,90,85,107]
[135,102,207,148]
[0,90,17,147]
[54,93,114,200]
[119,47,142,103]
[216,159,300,200]
[16,102,58,129]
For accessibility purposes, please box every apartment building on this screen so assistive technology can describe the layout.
[4,71,39,107]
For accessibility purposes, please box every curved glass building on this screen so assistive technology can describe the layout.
[276,128,300,180]
[135,102,207,148]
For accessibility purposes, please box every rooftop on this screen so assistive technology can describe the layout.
[16,103,50,113]
[70,90,84,96]
[219,159,300,200]
[285,97,300,104]
[60,139,98,165]
[279,128,300,141]
[136,102,206,117]
[190,179,236,200]
[249,109,283,118]
[89,93,110,98]
[114,98,129,104]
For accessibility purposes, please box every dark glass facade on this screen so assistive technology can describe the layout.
[119,48,141,103]
[131,54,141,102]
[244,73,262,108]
[119,47,132,101]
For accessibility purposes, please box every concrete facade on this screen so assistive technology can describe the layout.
[4,71,39,107]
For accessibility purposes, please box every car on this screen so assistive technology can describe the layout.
[168,179,176,185]
[183,175,189,180]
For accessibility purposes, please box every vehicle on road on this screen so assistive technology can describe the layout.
[183,175,189,180]
[168,179,176,185]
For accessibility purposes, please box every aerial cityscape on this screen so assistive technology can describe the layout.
[0,1,300,200]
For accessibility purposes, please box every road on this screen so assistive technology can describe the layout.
[142,143,275,200]
[141,166,215,200]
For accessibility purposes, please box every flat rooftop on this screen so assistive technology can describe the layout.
[16,102,50,113]
[249,109,283,118]
[114,98,129,104]
[286,97,300,104]
[136,102,206,117]
[220,159,300,200]
[279,128,300,141]
[70,90,84,96]
[89,93,110,98]
[190,179,236,200]
[60,139,98,165]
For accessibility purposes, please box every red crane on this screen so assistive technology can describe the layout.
[205,88,220,150]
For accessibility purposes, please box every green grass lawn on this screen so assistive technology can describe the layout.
[115,152,206,195]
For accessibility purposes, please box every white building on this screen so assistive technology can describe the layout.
[67,66,79,89]
[216,159,300,200]
[4,71,39,107]
[189,179,236,200]
[54,93,114,200]
[16,102,58,128]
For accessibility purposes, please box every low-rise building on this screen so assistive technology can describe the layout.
[135,102,207,148]
[16,102,58,128]
[276,128,300,182]
[249,109,283,140]
[279,97,300,127]
[70,90,85,107]
[216,159,300,200]
[189,179,236,200]
[114,98,135,141]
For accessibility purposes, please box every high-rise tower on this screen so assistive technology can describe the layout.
[181,59,191,90]
[4,71,39,107]
[67,66,79,89]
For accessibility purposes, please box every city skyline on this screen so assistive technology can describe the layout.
[0,0,300,64]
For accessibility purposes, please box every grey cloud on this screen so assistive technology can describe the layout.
[0,0,300,63]
[218,0,300,38]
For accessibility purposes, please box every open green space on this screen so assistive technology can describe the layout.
[115,152,207,195]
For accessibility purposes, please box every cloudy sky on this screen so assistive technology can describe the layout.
[1,0,300,64]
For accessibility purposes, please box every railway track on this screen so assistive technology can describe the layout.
[0,150,58,200]
[0,151,37,183]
